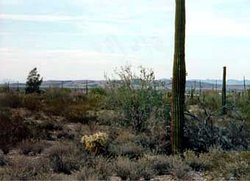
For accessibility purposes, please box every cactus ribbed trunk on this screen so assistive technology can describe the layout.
[222,66,227,115]
[171,0,186,154]
[243,76,246,93]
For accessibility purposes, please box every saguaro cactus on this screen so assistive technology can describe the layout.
[222,66,227,115]
[243,76,246,93]
[171,0,186,153]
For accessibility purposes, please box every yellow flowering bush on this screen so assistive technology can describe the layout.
[81,132,109,154]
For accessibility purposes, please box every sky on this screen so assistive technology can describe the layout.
[0,0,250,82]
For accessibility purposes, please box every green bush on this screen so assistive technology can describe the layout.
[184,113,249,152]
[0,110,30,153]
[202,91,221,111]
[105,66,171,132]
[64,104,94,123]
[22,94,41,111]
[0,92,22,108]
[42,88,72,115]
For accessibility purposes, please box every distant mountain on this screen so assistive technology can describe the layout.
[194,79,250,85]
[42,80,106,88]
[1,79,249,91]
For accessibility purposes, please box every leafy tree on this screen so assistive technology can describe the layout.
[25,68,43,94]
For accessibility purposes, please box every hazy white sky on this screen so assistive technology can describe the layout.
[0,0,250,82]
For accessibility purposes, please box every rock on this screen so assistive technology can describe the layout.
[110,176,122,181]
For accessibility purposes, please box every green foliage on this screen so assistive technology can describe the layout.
[90,87,107,96]
[236,94,250,127]
[201,91,221,111]
[42,88,72,115]
[25,68,43,94]
[0,92,22,108]
[105,66,170,132]
[22,94,42,111]
[184,114,249,152]
[0,109,30,153]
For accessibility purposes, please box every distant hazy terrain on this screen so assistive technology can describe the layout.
[1,79,249,91]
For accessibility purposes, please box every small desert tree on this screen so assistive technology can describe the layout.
[25,68,43,94]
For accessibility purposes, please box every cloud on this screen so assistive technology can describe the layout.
[187,0,250,38]
[187,11,250,38]
[0,0,24,5]
[0,48,142,81]
[0,14,82,22]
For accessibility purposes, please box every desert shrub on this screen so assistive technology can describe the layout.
[46,143,82,174]
[142,155,190,179]
[199,148,250,179]
[184,114,249,152]
[56,130,75,140]
[18,140,50,155]
[184,150,210,171]
[81,132,109,155]
[135,157,156,180]
[0,150,6,166]
[22,94,41,111]
[168,156,191,179]
[237,96,250,127]
[90,156,113,180]
[24,118,63,140]
[113,129,136,144]
[0,110,30,153]
[0,92,22,108]
[201,91,221,111]
[136,122,171,154]
[1,155,50,180]
[89,87,107,96]
[39,119,63,131]
[108,142,144,159]
[77,166,99,180]
[113,155,190,180]
[114,157,143,180]
[25,120,52,140]
[149,155,172,175]
[105,66,170,132]
[96,110,123,125]
[64,104,96,123]
[42,88,72,115]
